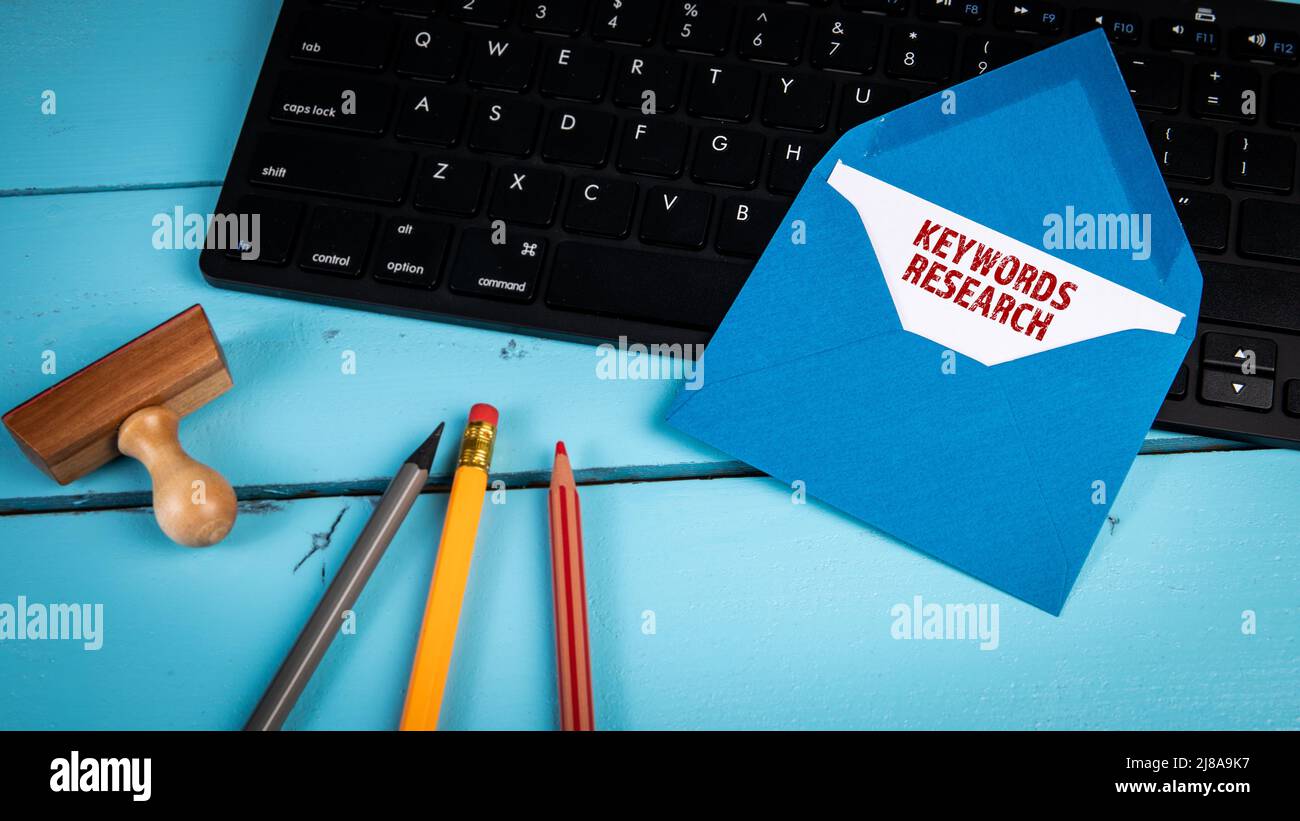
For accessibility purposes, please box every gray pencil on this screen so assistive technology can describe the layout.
[245,423,445,731]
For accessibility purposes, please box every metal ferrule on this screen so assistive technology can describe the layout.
[457,420,496,470]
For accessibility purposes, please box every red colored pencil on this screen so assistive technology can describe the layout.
[548,441,595,731]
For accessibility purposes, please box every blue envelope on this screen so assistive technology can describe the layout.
[665,30,1202,615]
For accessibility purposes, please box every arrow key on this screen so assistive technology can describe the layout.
[1202,332,1277,374]
[1200,369,1273,411]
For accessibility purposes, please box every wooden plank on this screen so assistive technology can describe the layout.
[0,0,279,193]
[0,448,1295,729]
[0,188,1246,509]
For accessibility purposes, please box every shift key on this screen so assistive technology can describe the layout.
[250,133,414,204]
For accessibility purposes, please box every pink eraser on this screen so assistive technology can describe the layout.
[468,403,499,426]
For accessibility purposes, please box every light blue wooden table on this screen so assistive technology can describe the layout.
[1,1,1296,730]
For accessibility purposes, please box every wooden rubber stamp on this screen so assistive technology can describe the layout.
[3,305,237,547]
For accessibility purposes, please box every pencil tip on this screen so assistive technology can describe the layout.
[555,440,567,457]
[407,422,447,471]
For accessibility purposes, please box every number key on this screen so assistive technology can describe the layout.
[592,0,661,46]
[520,0,587,35]
[886,26,956,83]
[811,14,882,74]
[737,5,806,65]
[451,0,513,27]
[666,0,734,56]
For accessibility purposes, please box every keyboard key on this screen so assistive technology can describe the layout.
[960,35,1033,79]
[1285,380,1300,417]
[1202,332,1277,375]
[1166,364,1188,400]
[413,155,488,215]
[716,196,785,258]
[299,206,377,277]
[692,127,764,188]
[843,0,907,14]
[886,26,955,83]
[547,242,748,329]
[395,22,466,81]
[467,97,542,155]
[1239,198,1300,264]
[1119,55,1183,113]
[370,217,452,288]
[665,0,734,56]
[810,13,881,74]
[1152,18,1220,55]
[1147,121,1216,182]
[520,0,587,35]
[1269,73,1300,129]
[1200,369,1273,411]
[540,44,611,101]
[762,74,832,131]
[1226,132,1295,193]
[1191,65,1260,123]
[290,10,395,69]
[612,53,685,112]
[639,186,713,248]
[737,5,807,65]
[541,109,616,166]
[1230,27,1300,64]
[920,0,987,25]
[249,133,414,203]
[1073,9,1141,45]
[768,138,826,195]
[563,177,638,238]
[993,1,1063,35]
[1170,190,1229,253]
[450,0,513,26]
[489,166,563,226]
[379,0,439,13]
[224,195,301,265]
[1200,262,1300,333]
[467,34,540,91]
[687,64,759,122]
[592,0,661,46]
[270,72,395,135]
[394,86,469,146]
[449,229,547,302]
[617,119,690,177]
[838,81,909,131]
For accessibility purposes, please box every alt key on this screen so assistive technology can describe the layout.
[371,217,452,288]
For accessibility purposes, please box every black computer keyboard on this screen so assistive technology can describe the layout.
[201,0,1300,448]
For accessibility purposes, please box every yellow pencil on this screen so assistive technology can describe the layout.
[399,403,498,731]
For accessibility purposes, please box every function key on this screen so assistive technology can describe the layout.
[298,206,377,278]
[1230,28,1300,65]
[737,5,807,65]
[520,0,587,35]
[1202,332,1277,374]
[290,10,396,69]
[593,0,661,46]
[370,218,452,288]
[1152,18,1220,55]
[449,229,547,303]
[842,0,907,15]
[918,0,987,26]
[450,0,513,27]
[665,0,734,56]
[1073,8,1141,45]
[885,26,956,83]
[993,1,1063,35]
[1191,64,1260,123]
[810,14,882,74]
